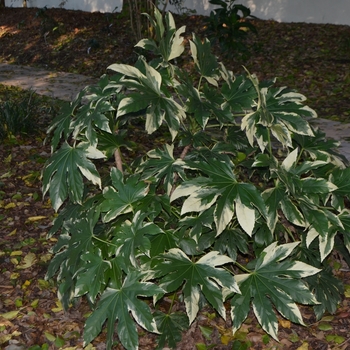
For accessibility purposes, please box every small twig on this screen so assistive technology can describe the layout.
[114,130,123,173]
[170,144,191,196]
[114,148,123,173]
[161,0,169,17]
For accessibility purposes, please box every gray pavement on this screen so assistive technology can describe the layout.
[0,63,96,101]
[1,63,350,160]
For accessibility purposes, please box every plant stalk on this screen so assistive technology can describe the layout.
[170,144,191,196]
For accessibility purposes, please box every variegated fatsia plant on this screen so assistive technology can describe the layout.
[42,7,350,350]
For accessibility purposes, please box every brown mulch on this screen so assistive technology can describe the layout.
[1,7,350,350]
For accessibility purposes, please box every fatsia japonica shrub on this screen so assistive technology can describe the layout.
[42,8,350,350]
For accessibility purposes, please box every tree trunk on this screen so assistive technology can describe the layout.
[0,0,5,8]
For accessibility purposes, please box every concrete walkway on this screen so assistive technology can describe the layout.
[0,63,96,101]
[1,63,350,160]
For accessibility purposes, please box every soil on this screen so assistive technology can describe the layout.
[1,6,350,350]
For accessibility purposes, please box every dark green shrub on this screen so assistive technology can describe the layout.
[43,8,350,350]
[205,0,257,58]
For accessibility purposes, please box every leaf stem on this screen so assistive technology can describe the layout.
[114,129,123,173]
[114,148,123,173]
[198,76,203,91]
[170,144,191,196]
[92,235,119,249]
[296,147,304,164]
[167,292,176,314]
[234,261,252,274]
[267,128,273,156]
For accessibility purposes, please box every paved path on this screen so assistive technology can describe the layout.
[1,63,350,160]
[0,63,96,101]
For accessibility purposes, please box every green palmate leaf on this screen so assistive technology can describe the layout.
[138,144,186,195]
[74,249,111,303]
[152,96,184,141]
[112,211,164,269]
[104,255,124,290]
[190,34,219,86]
[306,209,346,262]
[221,74,256,112]
[97,129,133,159]
[47,215,97,309]
[117,93,150,116]
[281,147,299,171]
[184,84,213,128]
[47,89,86,150]
[318,228,338,262]
[111,59,185,139]
[294,159,329,176]
[242,72,316,150]
[235,197,255,236]
[202,84,233,124]
[136,191,171,222]
[263,87,316,134]
[172,158,267,235]
[330,168,350,211]
[150,229,178,258]
[334,235,350,267]
[136,10,186,63]
[42,142,104,211]
[338,210,350,254]
[293,128,346,163]
[300,178,337,194]
[177,71,232,127]
[262,181,285,232]
[178,231,216,256]
[84,270,163,350]
[231,242,320,340]
[302,206,329,239]
[171,179,219,213]
[154,311,189,349]
[214,228,249,261]
[157,249,240,324]
[178,206,215,243]
[47,193,103,238]
[280,197,305,227]
[100,168,149,222]
[306,266,344,320]
[72,97,114,145]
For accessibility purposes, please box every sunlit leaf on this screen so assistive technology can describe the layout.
[154,311,189,349]
[16,252,36,269]
[0,311,19,320]
[190,34,219,86]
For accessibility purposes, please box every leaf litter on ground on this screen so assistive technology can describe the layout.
[1,7,350,350]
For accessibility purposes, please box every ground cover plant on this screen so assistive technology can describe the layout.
[40,8,350,350]
[0,86,62,140]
